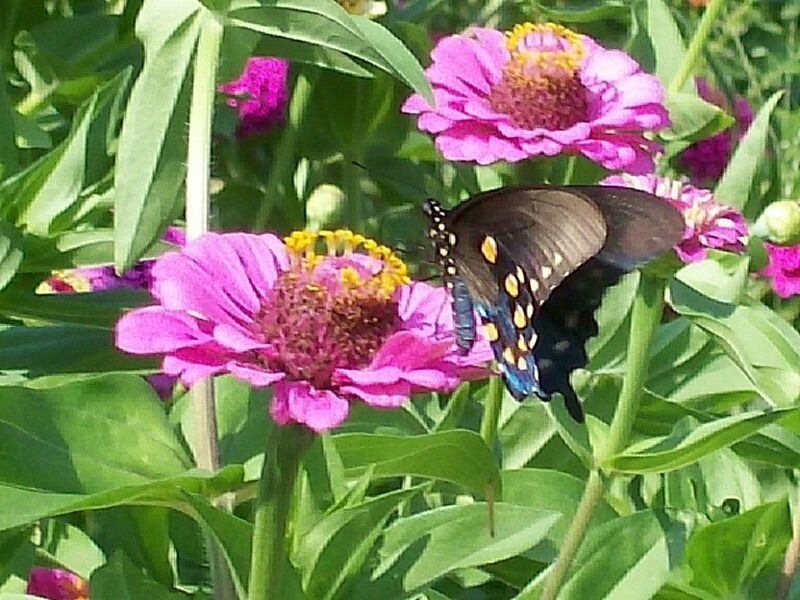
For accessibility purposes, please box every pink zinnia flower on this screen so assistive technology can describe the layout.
[218,56,290,138]
[402,22,668,171]
[601,173,748,263]
[115,230,492,432]
[760,242,800,298]
[26,567,88,600]
[680,78,753,183]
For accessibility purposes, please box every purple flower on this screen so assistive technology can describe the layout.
[115,230,492,432]
[43,226,185,293]
[26,567,88,600]
[402,22,668,171]
[601,173,748,263]
[680,78,753,183]
[218,56,290,138]
[760,242,800,298]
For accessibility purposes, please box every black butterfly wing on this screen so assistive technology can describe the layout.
[440,188,610,418]
[532,186,684,419]
[446,187,608,307]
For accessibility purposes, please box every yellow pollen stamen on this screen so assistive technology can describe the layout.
[505,22,585,70]
[284,229,410,294]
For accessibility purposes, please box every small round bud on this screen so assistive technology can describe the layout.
[752,200,800,244]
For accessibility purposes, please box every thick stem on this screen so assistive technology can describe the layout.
[254,71,315,230]
[538,470,604,600]
[249,424,313,600]
[185,14,235,600]
[668,0,727,94]
[540,274,666,600]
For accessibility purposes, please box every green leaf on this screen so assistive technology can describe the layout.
[0,68,19,177]
[228,1,432,102]
[661,92,733,143]
[295,486,425,600]
[518,511,669,600]
[502,469,616,562]
[606,408,797,473]
[524,0,628,22]
[646,0,686,88]
[90,551,186,599]
[0,221,23,291]
[0,466,244,531]
[0,374,191,494]
[114,2,200,270]
[0,288,149,328]
[684,501,791,597]
[715,91,783,211]
[0,324,156,378]
[182,492,252,596]
[370,503,559,595]
[333,430,500,496]
[669,273,800,407]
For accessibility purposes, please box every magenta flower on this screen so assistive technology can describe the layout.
[402,22,668,171]
[760,242,800,298]
[115,230,492,432]
[680,78,753,183]
[26,567,88,600]
[601,173,748,263]
[43,226,186,293]
[218,56,290,138]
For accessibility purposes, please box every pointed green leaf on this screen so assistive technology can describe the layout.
[685,501,791,597]
[715,91,783,210]
[296,486,425,600]
[372,503,559,595]
[114,3,201,270]
[606,408,797,473]
[228,1,432,102]
[0,220,23,291]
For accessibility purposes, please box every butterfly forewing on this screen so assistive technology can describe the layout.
[447,188,608,305]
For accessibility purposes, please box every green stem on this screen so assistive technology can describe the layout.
[668,0,727,94]
[538,470,604,600]
[254,71,315,230]
[601,274,665,461]
[479,376,504,450]
[249,424,313,600]
[185,14,235,600]
[539,274,666,600]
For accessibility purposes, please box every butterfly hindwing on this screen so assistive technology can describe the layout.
[533,259,625,421]
[471,236,545,401]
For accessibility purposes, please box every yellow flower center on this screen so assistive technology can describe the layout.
[283,229,409,295]
[489,22,588,131]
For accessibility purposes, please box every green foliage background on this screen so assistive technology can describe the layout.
[0,0,798,599]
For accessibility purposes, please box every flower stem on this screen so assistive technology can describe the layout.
[254,71,315,230]
[249,424,313,600]
[538,470,604,600]
[185,13,235,600]
[540,274,666,600]
[479,376,504,451]
[668,0,727,94]
[601,274,665,460]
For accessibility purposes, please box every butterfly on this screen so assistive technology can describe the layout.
[424,185,684,422]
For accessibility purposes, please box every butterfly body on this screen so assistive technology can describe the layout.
[424,186,683,422]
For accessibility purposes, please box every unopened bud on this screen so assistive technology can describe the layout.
[752,200,800,244]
